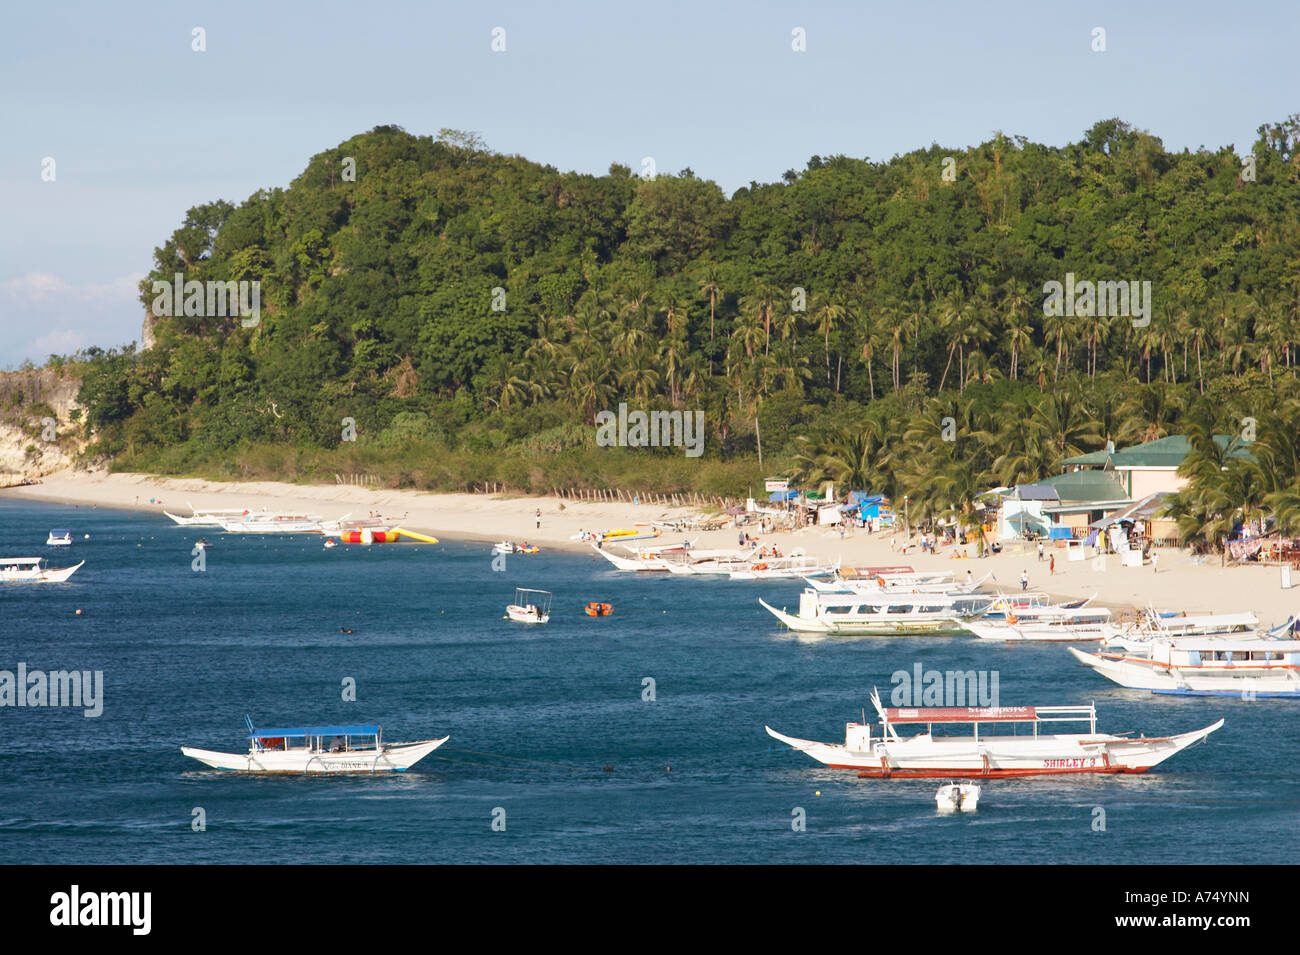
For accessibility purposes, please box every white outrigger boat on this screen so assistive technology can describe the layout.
[759,589,991,635]
[729,554,839,580]
[505,588,551,624]
[0,556,84,583]
[220,512,347,534]
[45,529,72,546]
[1101,608,1263,653]
[1069,639,1300,697]
[164,504,255,526]
[936,782,980,811]
[766,690,1223,777]
[181,719,447,773]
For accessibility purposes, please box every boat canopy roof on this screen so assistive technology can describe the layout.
[885,706,1039,723]
[1172,639,1300,651]
[251,724,380,739]
[49,528,70,535]
[1154,612,1259,627]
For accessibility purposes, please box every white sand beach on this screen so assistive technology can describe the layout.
[5,469,1297,625]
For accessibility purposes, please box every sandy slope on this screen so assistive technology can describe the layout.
[5,469,1298,624]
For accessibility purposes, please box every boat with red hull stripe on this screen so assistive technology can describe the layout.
[766,689,1222,778]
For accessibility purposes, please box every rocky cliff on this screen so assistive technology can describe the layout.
[0,367,87,486]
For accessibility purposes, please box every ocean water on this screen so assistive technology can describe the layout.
[0,498,1295,864]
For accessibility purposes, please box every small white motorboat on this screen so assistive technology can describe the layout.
[181,718,447,773]
[505,587,551,624]
[0,557,84,583]
[936,781,981,812]
[46,529,72,546]
[323,539,338,549]
[492,541,516,555]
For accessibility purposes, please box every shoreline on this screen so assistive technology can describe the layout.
[3,469,1296,622]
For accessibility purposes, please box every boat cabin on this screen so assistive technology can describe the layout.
[848,700,1099,749]
[1151,639,1300,669]
[250,724,384,754]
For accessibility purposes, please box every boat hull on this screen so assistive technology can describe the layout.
[180,737,448,773]
[505,606,549,623]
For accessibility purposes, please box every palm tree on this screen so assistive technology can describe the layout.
[697,264,723,375]
[812,295,847,385]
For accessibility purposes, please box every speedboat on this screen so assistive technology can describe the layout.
[936,782,980,811]
[181,719,448,773]
[766,689,1223,777]
[505,588,551,624]
[46,529,72,546]
[1069,639,1300,697]
[0,557,84,583]
[492,541,516,555]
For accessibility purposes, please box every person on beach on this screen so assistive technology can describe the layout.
[890,534,896,552]
[1152,551,1159,574]
[1037,541,1044,562]
[1049,554,1055,575]
[1019,570,1029,591]
[535,508,541,529]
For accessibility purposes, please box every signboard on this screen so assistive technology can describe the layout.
[765,479,788,492]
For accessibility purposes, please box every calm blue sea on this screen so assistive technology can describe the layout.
[0,498,1295,864]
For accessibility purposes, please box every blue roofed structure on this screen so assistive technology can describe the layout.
[251,725,381,738]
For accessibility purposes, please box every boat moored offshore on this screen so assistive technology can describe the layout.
[0,557,84,583]
[766,690,1223,777]
[181,720,448,773]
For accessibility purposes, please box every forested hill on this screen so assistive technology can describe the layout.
[71,117,1300,500]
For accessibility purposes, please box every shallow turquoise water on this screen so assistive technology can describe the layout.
[0,498,1295,863]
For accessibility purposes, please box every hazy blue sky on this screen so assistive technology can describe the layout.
[2,0,1296,366]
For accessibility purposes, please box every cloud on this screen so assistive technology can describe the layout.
[0,272,145,368]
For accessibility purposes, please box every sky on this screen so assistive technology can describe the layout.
[2,0,1297,368]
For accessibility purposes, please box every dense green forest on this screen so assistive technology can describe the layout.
[63,116,1300,544]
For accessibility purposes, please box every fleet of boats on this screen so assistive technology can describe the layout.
[13,503,1294,804]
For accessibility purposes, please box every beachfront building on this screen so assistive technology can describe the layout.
[1061,434,1254,499]
[997,470,1132,541]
